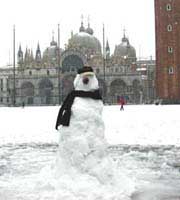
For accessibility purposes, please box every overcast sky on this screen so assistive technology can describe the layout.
[0,0,155,67]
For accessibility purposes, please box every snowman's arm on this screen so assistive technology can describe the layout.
[55,91,75,130]
[55,93,70,130]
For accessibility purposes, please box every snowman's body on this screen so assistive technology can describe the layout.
[57,71,112,182]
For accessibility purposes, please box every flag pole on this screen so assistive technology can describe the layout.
[103,23,106,102]
[57,24,61,104]
[103,23,106,82]
[13,25,16,106]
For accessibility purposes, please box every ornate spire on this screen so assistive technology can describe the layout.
[123,27,126,38]
[122,27,129,45]
[52,30,55,41]
[35,42,41,63]
[18,44,23,57]
[71,30,73,38]
[79,14,85,32]
[50,30,57,46]
[30,49,34,60]
[24,47,28,60]
[106,39,110,59]
[17,44,23,65]
[106,40,110,53]
[86,15,94,35]
[24,46,31,66]
[87,15,90,27]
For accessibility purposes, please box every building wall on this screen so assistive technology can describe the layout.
[155,0,180,100]
[0,61,155,106]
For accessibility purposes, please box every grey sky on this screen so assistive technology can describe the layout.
[0,0,155,66]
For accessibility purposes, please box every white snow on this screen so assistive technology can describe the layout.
[104,105,180,146]
[0,104,180,146]
[0,104,180,200]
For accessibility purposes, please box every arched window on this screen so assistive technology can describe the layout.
[168,46,173,53]
[167,24,173,32]
[21,82,34,96]
[21,81,35,105]
[168,66,174,74]
[166,4,172,11]
[62,54,83,73]
[39,78,53,104]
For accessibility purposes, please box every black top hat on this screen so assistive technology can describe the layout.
[77,66,94,75]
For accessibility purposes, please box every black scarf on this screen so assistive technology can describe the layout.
[55,89,102,130]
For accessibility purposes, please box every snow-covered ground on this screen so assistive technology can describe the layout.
[104,105,180,146]
[0,105,180,146]
[0,105,180,200]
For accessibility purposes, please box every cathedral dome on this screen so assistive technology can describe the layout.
[43,46,58,60]
[114,35,136,59]
[42,36,63,65]
[68,32,102,55]
[43,40,58,62]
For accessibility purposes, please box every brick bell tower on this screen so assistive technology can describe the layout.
[155,0,180,101]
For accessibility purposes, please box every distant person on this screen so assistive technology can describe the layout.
[119,97,125,111]
[22,101,25,108]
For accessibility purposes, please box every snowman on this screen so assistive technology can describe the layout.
[55,66,113,183]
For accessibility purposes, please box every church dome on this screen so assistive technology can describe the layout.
[114,35,136,58]
[42,36,63,65]
[43,39,58,62]
[43,46,58,60]
[68,31,102,55]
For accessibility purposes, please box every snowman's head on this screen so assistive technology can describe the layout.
[74,66,99,91]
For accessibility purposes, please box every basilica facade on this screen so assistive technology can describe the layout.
[0,21,155,106]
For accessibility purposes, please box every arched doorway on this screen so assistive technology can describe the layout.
[39,78,53,104]
[110,79,127,104]
[21,82,34,105]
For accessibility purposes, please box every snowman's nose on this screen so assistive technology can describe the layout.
[82,77,89,84]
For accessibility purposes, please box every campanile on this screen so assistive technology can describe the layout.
[155,0,180,100]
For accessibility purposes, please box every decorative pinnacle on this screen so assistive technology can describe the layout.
[52,30,55,41]
[88,15,90,26]
[123,27,126,38]
[81,14,84,23]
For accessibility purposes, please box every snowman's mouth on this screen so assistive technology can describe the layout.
[82,77,89,84]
